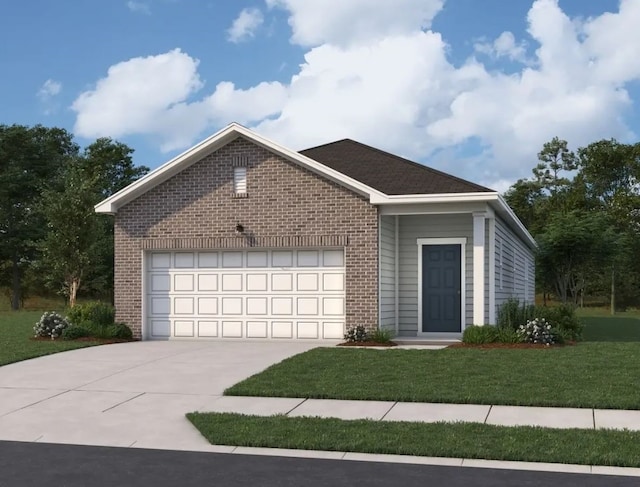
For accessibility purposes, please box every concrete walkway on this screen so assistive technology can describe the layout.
[193,396,640,431]
[1,341,640,477]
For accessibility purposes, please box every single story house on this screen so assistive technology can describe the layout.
[96,123,536,341]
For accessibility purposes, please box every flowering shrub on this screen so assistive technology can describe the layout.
[34,312,70,340]
[344,325,369,343]
[517,318,556,345]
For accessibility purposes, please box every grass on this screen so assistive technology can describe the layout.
[0,311,102,367]
[225,344,640,409]
[187,413,640,468]
[582,316,640,342]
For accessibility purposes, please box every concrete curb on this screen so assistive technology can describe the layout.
[185,444,640,478]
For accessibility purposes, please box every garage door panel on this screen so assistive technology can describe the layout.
[151,274,170,292]
[174,274,194,292]
[247,297,268,315]
[323,322,345,339]
[174,297,194,314]
[222,252,243,268]
[247,274,268,291]
[151,320,171,337]
[197,297,218,314]
[297,322,319,339]
[221,297,242,315]
[146,249,345,340]
[175,253,194,268]
[272,321,293,338]
[151,253,171,269]
[247,251,268,267]
[297,250,319,267]
[198,321,218,337]
[297,297,318,315]
[222,321,243,338]
[221,274,243,291]
[151,298,170,315]
[247,321,268,338]
[272,251,293,267]
[198,274,218,291]
[174,320,194,337]
[272,297,293,315]
[198,252,218,268]
[297,274,318,291]
[272,274,293,291]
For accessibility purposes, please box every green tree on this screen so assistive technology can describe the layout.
[0,125,77,309]
[38,139,148,305]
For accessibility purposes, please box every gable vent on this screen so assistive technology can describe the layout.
[234,166,247,194]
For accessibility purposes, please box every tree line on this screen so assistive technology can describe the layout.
[504,137,640,312]
[0,124,149,309]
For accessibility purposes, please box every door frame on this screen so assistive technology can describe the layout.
[417,238,466,336]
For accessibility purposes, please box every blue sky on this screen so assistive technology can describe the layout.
[1,0,638,191]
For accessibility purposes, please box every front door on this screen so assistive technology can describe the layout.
[422,244,461,333]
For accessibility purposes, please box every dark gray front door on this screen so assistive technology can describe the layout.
[422,244,461,333]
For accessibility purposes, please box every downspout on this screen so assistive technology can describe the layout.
[395,215,400,336]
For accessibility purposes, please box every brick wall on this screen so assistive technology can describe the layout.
[115,136,379,338]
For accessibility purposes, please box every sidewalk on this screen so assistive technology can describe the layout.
[202,395,640,431]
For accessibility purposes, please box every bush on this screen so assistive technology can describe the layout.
[536,304,582,341]
[66,301,115,328]
[344,325,368,343]
[34,312,70,339]
[370,328,393,344]
[462,325,498,344]
[495,327,523,344]
[62,326,92,340]
[517,318,556,345]
[497,299,583,341]
[107,323,133,340]
[497,298,535,330]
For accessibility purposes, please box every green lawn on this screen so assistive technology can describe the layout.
[187,413,640,468]
[581,316,640,342]
[225,344,640,409]
[0,311,102,367]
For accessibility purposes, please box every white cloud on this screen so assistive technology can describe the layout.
[127,1,151,14]
[266,0,444,47]
[71,49,286,151]
[227,8,264,43]
[474,31,529,64]
[71,0,640,188]
[37,79,62,100]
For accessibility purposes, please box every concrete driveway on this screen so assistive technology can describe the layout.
[0,341,320,451]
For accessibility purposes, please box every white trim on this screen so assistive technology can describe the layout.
[93,124,535,255]
[473,213,486,325]
[394,215,400,336]
[417,237,466,335]
[141,250,148,340]
[377,214,382,330]
[488,217,496,325]
[95,123,385,214]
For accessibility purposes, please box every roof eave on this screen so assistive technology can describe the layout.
[95,123,385,215]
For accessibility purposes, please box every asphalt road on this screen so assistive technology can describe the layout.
[0,441,636,487]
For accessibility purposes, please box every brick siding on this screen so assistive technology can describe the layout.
[114,136,379,338]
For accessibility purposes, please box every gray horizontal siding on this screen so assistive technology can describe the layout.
[398,214,473,336]
[495,217,535,319]
[379,215,396,332]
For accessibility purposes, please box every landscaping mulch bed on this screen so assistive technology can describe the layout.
[30,337,135,344]
[337,341,398,347]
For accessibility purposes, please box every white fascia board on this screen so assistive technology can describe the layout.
[370,192,501,205]
[95,122,385,215]
[495,195,537,250]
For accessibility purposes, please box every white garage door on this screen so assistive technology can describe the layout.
[145,249,346,340]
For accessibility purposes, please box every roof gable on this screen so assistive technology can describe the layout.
[300,139,494,195]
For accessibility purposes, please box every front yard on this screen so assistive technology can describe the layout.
[0,311,101,367]
[225,343,640,409]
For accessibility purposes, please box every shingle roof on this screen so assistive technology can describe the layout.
[300,139,494,195]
